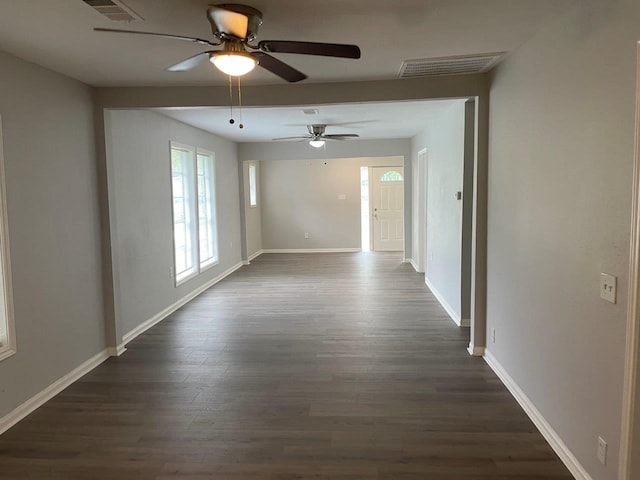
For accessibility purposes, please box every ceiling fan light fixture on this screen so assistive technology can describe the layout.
[210,52,257,76]
[309,139,325,148]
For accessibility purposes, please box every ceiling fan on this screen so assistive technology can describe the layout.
[273,124,360,148]
[94,3,361,82]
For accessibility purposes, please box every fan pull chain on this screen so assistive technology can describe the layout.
[237,76,244,129]
[228,75,235,125]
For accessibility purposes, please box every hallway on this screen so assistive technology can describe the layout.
[0,253,572,479]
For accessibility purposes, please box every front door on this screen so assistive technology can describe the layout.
[372,167,404,251]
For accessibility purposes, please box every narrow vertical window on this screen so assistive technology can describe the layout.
[0,116,15,361]
[249,163,257,207]
[197,150,218,269]
[170,142,197,284]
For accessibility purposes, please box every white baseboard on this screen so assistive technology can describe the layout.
[424,276,465,326]
[122,261,243,345]
[244,249,264,265]
[0,348,111,435]
[262,248,361,254]
[408,259,425,274]
[107,344,126,357]
[467,344,485,356]
[483,350,593,480]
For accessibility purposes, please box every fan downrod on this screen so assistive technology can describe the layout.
[208,4,263,41]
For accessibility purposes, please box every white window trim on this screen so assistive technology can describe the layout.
[196,148,219,273]
[0,115,16,362]
[170,141,198,287]
[248,162,258,208]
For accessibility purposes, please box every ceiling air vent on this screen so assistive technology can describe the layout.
[83,0,143,22]
[398,52,505,79]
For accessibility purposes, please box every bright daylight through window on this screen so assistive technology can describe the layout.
[171,143,218,285]
[197,151,218,269]
[249,163,257,207]
[0,116,15,362]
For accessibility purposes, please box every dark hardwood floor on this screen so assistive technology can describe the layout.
[0,253,573,479]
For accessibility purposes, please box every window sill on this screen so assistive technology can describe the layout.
[199,258,219,273]
[175,269,198,287]
[0,346,16,362]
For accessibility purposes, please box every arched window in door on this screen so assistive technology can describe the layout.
[380,170,403,182]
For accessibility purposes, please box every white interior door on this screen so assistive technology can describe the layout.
[372,167,404,251]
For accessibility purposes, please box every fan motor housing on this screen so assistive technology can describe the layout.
[210,4,263,41]
[308,124,326,135]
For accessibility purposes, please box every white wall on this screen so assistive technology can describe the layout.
[106,110,242,339]
[413,101,466,323]
[239,138,412,255]
[243,160,262,259]
[259,157,402,250]
[0,51,105,417]
[411,148,425,272]
[487,1,639,478]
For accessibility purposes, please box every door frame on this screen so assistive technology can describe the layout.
[416,148,427,272]
[620,41,640,480]
[370,166,405,252]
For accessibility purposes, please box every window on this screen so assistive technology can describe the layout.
[248,163,257,207]
[197,150,218,269]
[171,143,197,283]
[381,170,403,182]
[170,142,219,285]
[0,116,15,362]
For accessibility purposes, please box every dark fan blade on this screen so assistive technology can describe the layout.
[252,52,307,83]
[258,40,361,59]
[272,136,311,141]
[323,134,360,140]
[207,6,249,39]
[167,51,215,72]
[94,28,219,47]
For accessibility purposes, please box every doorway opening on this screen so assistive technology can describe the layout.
[620,40,640,480]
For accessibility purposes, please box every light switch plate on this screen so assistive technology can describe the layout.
[600,273,617,304]
[597,436,607,465]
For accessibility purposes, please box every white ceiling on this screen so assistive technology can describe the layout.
[0,0,573,87]
[156,99,464,142]
[0,0,574,143]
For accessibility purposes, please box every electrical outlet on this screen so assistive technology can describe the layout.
[600,273,617,303]
[491,328,496,344]
[304,232,309,239]
[597,437,607,465]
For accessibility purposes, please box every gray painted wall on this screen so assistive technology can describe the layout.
[0,52,105,416]
[413,102,466,320]
[487,1,639,478]
[258,157,403,250]
[243,160,262,259]
[410,145,424,272]
[106,110,242,339]
[239,139,412,255]
[460,100,475,321]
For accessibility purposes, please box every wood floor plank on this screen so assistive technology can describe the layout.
[0,253,574,479]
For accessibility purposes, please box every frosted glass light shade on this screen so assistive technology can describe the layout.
[211,53,257,76]
[309,140,325,148]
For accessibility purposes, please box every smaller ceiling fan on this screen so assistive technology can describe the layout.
[273,124,359,147]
